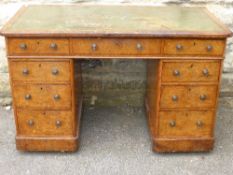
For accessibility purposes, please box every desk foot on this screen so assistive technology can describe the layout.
[152,138,214,153]
[16,136,79,152]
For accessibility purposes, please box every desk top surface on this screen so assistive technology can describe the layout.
[0,5,232,38]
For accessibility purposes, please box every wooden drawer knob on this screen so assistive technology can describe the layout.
[202,68,209,76]
[27,119,34,127]
[53,94,60,100]
[51,68,59,75]
[200,94,207,101]
[169,120,176,127]
[24,94,31,100]
[22,68,29,75]
[91,43,97,51]
[172,95,178,101]
[50,43,58,50]
[206,45,213,52]
[19,43,27,50]
[55,120,62,127]
[173,70,180,76]
[176,44,183,51]
[136,43,143,51]
[196,120,204,127]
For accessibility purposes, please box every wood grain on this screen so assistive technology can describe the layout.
[71,38,161,56]
[16,135,79,152]
[8,38,69,56]
[9,59,71,83]
[153,138,214,152]
[17,110,73,136]
[13,84,72,110]
[163,39,225,56]
[161,60,220,82]
[160,85,218,109]
[158,110,214,137]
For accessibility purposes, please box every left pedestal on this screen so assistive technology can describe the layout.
[8,58,82,152]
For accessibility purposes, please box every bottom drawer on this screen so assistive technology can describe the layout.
[17,110,73,136]
[158,110,214,138]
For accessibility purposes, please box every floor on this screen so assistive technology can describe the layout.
[0,100,233,175]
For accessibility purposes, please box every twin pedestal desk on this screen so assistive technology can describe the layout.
[0,5,232,153]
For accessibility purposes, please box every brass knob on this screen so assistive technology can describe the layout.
[169,120,176,127]
[196,120,204,127]
[173,70,180,76]
[25,94,31,100]
[206,45,213,52]
[27,119,34,126]
[22,68,29,75]
[91,43,97,51]
[136,43,143,51]
[202,68,209,76]
[19,43,27,50]
[51,68,59,75]
[55,120,62,127]
[172,95,178,101]
[50,43,57,50]
[176,44,183,51]
[200,94,207,101]
[53,94,60,100]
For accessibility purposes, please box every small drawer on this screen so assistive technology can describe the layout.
[9,60,71,83]
[13,84,72,110]
[17,110,73,136]
[163,39,225,56]
[161,60,221,82]
[71,38,161,56]
[158,110,214,138]
[8,38,69,55]
[160,85,217,109]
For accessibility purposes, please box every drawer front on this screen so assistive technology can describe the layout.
[163,39,225,56]
[161,61,221,82]
[160,85,217,109]
[13,84,71,109]
[10,60,71,83]
[17,110,73,136]
[8,38,69,55]
[71,38,161,56]
[158,110,214,138]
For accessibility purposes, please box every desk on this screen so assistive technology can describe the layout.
[0,5,232,152]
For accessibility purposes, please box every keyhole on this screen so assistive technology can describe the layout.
[40,87,43,90]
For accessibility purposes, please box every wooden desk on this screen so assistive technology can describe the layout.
[0,5,232,152]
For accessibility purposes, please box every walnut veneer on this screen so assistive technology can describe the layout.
[0,5,232,152]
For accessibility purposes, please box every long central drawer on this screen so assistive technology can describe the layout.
[71,38,161,56]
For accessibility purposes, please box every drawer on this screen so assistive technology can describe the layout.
[17,110,73,136]
[160,85,218,109]
[161,60,221,82]
[71,38,161,56]
[13,84,72,109]
[8,38,69,55]
[158,110,214,138]
[9,60,71,83]
[163,39,225,56]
